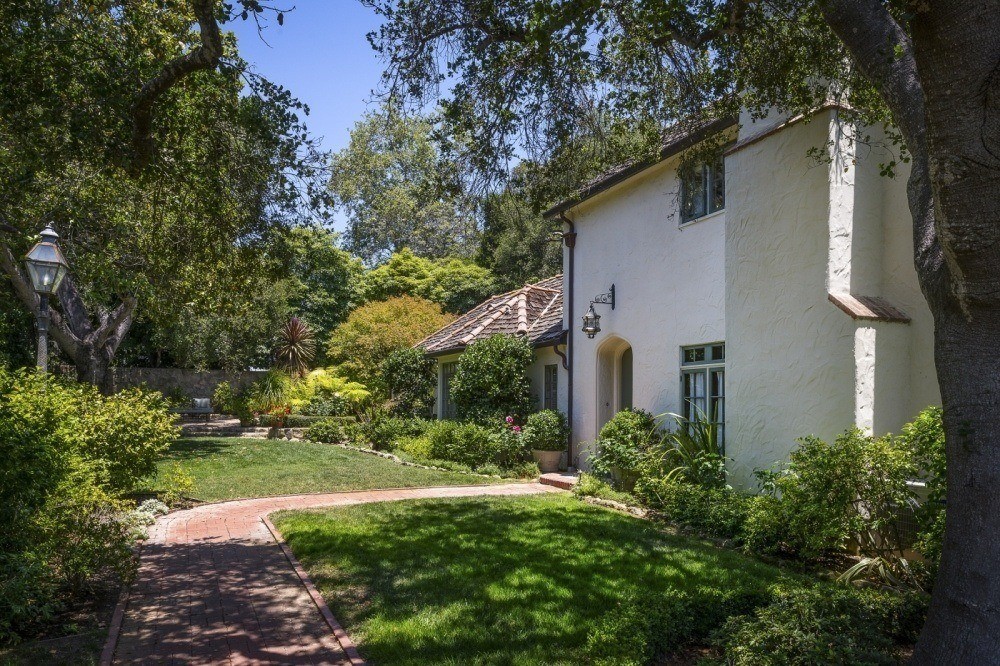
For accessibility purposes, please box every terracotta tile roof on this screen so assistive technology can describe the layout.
[543,115,738,218]
[828,293,911,323]
[417,275,566,356]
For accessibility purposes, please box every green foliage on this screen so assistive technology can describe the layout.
[0,370,175,642]
[425,420,528,469]
[76,387,178,493]
[304,417,359,444]
[747,429,916,562]
[245,369,293,414]
[522,409,569,451]
[718,586,921,665]
[590,409,660,485]
[361,248,497,314]
[1,1,333,376]
[326,296,453,396]
[572,472,636,505]
[159,462,194,508]
[381,347,437,417]
[211,381,237,414]
[330,107,479,263]
[585,587,774,666]
[477,189,563,292]
[660,410,727,489]
[286,368,370,417]
[450,334,535,423]
[634,477,751,541]
[899,406,946,571]
[278,225,364,359]
[356,416,432,451]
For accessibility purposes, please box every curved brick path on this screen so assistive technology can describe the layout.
[108,483,560,665]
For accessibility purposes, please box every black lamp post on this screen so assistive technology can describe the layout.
[24,224,69,372]
[581,284,615,339]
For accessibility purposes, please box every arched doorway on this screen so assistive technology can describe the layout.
[596,336,634,433]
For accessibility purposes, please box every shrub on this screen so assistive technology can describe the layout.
[76,387,177,493]
[718,586,919,665]
[748,428,916,562]
[326,295,453,396]
[304,416,358,444]
[0,370,171,642]
[573,472,636,505]
[381,347,436,417]
[287,368,370,417]
[634,476,751,540]
[449,334,535,423]
[590,409,660,488]
[211,380,237,414]
[899,406,946,573]
[585,586,774,666]
[395,434,434,460]
[159,462,194,508]
[425,420,527,469]
[740,494,789,556]
[522,410,569,451]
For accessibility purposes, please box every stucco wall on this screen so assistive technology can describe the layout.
[725,109,857,487]
[562,155,727,468]
[108,367,266,398]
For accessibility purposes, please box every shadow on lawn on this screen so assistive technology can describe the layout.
[278,496,789,664]
[160,436,235,461]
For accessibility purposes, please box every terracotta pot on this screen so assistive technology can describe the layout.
[532,449,562,473]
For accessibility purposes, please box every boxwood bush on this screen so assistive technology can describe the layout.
[522,409,569,451]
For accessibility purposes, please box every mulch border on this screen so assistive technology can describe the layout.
[261,514,368,666]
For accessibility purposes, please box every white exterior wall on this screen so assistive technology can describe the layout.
[563,157,727,468]
[724,108,939,488]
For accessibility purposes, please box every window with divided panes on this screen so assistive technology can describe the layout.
[543,364,558,410]
[680,343,725,451]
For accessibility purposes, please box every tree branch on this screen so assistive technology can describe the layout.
[93,296,137,350]
[131,0,224,173]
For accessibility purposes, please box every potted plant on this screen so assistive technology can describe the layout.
[590,409,659,491]
[522,410,570,473]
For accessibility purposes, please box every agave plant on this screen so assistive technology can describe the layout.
[275,317,316,377]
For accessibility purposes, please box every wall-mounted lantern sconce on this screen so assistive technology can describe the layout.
[581,284,615,339]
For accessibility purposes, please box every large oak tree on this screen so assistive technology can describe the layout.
[0,0,330,391]
[363,0,1000,659]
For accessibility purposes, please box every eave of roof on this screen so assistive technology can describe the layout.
[542,115,738,219]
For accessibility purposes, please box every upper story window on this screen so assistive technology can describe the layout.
[680,155,725,224]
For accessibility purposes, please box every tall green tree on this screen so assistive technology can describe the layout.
[361,248,496,313]
[329,106,480,264]
[364,0,1000,657]
[0,1,328,391]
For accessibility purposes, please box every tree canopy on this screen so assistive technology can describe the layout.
[330,107,480,264]
[360,248,496,313]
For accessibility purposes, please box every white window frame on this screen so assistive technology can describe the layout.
[680,343,725,452]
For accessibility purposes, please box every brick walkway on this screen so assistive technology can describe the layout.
[109,483,558,665]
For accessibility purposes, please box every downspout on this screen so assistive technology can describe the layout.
[559,213,577,468]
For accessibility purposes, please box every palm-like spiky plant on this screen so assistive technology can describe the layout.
[275,317,316,377]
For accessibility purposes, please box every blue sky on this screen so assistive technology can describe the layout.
[228,1,385,162]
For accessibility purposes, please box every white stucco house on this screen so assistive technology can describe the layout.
[544,105,938,488]
[416,275,568,420]
[418,105,939,488]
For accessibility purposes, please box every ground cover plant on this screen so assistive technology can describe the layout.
[272,493,802,665]
[145,436,502,502]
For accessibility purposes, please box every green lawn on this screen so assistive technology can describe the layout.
[146,437,503,502]
[273,493,798,665]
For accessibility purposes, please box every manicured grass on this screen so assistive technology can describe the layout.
[146,437,503,502]
[273,493,799,665]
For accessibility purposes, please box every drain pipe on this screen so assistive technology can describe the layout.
[559,214,577,468]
